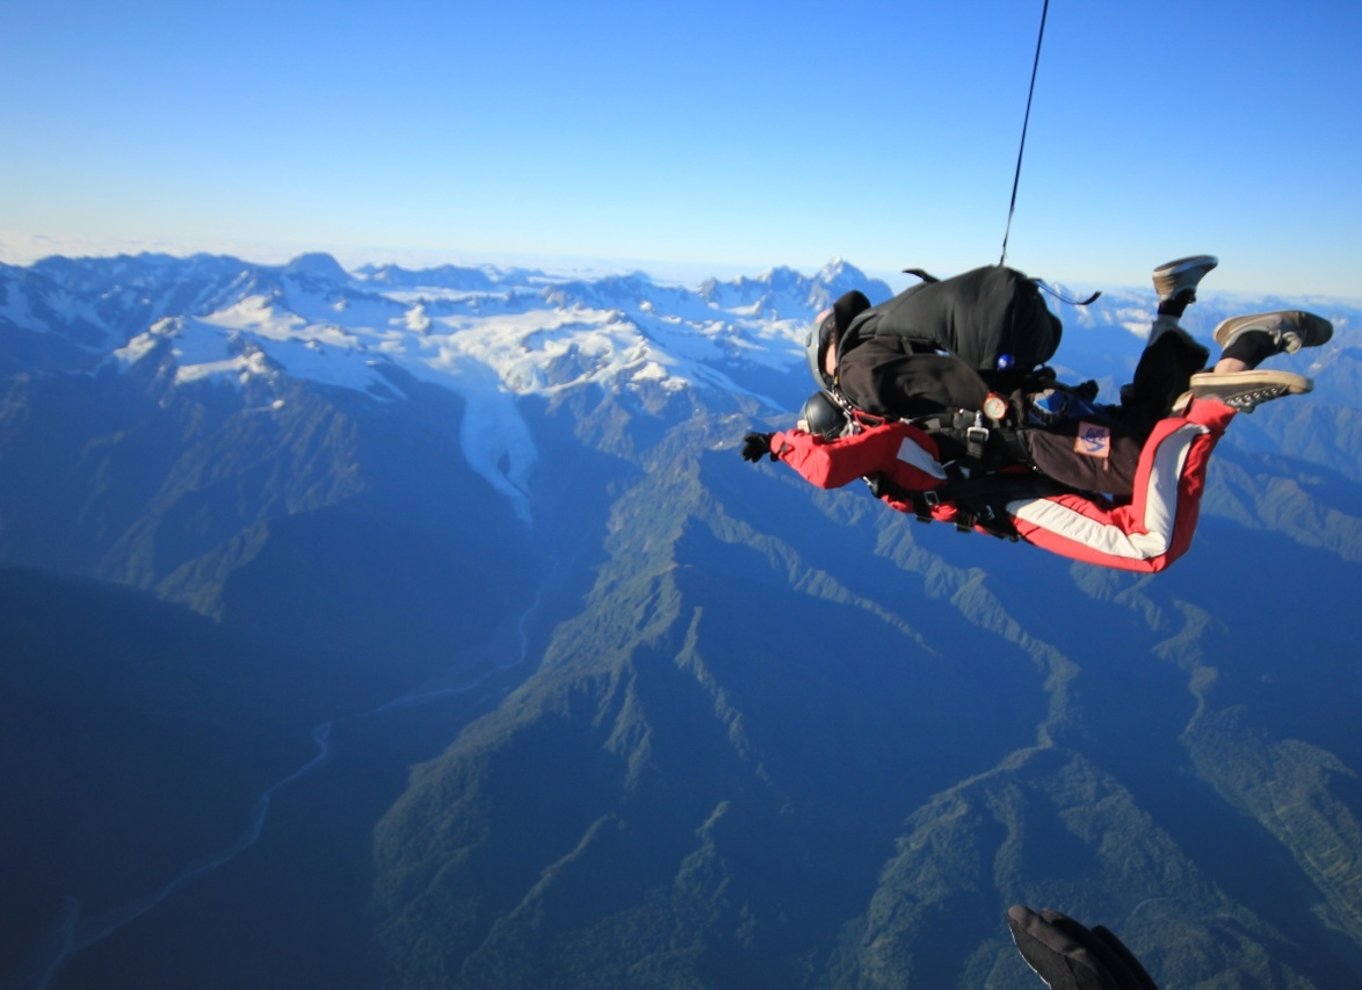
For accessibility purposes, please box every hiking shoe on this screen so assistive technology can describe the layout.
[1179,369,1312,413]
[1152,255,1219,304]
[1213,310,1333,355]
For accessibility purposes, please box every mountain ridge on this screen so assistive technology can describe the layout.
[3,252,1362,988]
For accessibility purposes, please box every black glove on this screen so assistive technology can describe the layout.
[741,432,775,463]
[1007,905,1158,990]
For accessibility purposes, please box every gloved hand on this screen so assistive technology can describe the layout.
[741,432,775,463]
[1007,905,1158,990]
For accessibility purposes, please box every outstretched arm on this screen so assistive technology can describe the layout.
[767,421,948,494]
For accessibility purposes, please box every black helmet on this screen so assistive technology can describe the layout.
[798,390,850,440]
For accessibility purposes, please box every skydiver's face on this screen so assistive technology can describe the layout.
[823,334,839,378]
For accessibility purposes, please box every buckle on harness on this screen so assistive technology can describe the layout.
[911,488,941,524]
[955,503,998,534]
[965,414,990,460]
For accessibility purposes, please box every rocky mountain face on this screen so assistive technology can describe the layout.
[2,253,1361,989]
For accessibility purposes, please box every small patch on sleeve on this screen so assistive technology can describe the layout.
[1073,422,1112,459]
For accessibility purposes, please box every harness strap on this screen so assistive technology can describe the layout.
[866,469,1074,540]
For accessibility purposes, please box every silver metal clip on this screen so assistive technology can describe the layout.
[966,411,990,448]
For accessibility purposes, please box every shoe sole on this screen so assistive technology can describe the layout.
[1175,369,1313,413]
[1189,369,1313,393]
[1213,311,1334,351]
[1152,254,1218,300]
[1153,254,1219,277]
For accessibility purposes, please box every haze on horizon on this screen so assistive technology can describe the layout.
[3,1,1360,298]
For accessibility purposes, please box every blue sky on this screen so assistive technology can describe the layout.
[3,1,1360,297]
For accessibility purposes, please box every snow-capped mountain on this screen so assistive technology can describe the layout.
[4,252,881,398]
[7,250,1358,515]
[2,253,897,525]
[10,252,1350,412]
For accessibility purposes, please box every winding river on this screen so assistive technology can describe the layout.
[18,585,546,990]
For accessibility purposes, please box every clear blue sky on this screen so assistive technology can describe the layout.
[3,1,1360,297]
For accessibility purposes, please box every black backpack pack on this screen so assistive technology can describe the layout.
[841,264,1064,383]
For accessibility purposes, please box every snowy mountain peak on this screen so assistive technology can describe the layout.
[5,254,882,427]
[814,257,853,286]
[283,252,350,283]
[356,263,502,292]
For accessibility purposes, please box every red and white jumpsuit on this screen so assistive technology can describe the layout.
[769,399,1235,573]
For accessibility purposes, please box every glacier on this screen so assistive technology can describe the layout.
[6,253,893,523]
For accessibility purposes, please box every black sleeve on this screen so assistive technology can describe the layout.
[837,337,991,418]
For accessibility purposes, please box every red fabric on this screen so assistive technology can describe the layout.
[771,421,946,494]
[769,399,1237,572]
[1006,399,1234,571]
